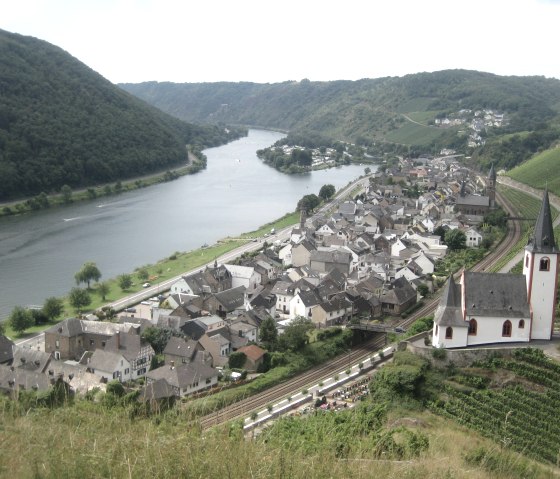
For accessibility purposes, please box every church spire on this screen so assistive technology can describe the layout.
[528,188,557,253]
[488,163,496,181]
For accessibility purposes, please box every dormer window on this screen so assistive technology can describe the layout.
[540,257,550,271]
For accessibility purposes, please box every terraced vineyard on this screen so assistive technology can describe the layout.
[430,348,560,465]
[489,186,559,272]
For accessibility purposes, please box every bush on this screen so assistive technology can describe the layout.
[432,348,447,360]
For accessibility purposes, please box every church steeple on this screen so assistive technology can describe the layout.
[487,163,496,207]
[488,163,496,182]
[528,188,557,254]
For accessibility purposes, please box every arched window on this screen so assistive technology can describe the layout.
[502,320,512,337]
[518,319,525,329]
[540,257,550,271]
[445,327,453,339]
[468,319,477,336]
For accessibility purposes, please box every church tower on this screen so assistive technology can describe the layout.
[523,188,558,339]
[487,163,496,208]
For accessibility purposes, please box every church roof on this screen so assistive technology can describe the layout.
[464,272,529,318]
[434,276,464,327]
[526,188,557,254]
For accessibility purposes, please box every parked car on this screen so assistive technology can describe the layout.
[142,282,150,288]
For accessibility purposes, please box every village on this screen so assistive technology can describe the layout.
[0,154,500,403]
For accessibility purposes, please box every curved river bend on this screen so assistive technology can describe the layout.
[0,129,371,319]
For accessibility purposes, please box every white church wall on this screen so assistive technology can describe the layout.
[432,323,468,348]
[465,315,530,346]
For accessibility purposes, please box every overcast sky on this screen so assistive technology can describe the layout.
[3,0,560,85]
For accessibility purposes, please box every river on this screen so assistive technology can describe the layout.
[0,129,372,320]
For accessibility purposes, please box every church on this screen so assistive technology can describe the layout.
[433,188,558,348]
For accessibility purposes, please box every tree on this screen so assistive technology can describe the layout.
[277,316,314,352]
[417,284,429,297]
[433,225,447,243]
[74,262,102,289]
[60,185,73,203]
[364,167,371,175]
[31,308,49,325]
[117,273,133,291]
[68,287,91,313]
[259,316,278,348]
[228,351,247,369]
[42,297,64,321]
[444,229,467,251]
[297,194,320,214]
[9,306,34,334]
[141,327,173,354]
[96,281,110,301]
[137,267,149,281]
[318,184,336,201]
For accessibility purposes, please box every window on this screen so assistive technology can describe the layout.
[90,339,94,346]
[445,327,453,339]
[519,319,525,329]
[124,368,129,375]
[101,341,106,348]
[468,319,478,336]
[55,340,60,349]
[525,255,529,268]
[502,320,512,337]
[435,325,439,336]
[54,351,60,360]
[540,257,550,271]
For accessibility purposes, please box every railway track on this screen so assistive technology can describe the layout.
[199,335,386,429]
[199,189,523,429]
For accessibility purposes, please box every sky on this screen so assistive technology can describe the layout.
[2,0,560,85]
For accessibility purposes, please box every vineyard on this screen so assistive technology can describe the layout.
[429,348,560,465]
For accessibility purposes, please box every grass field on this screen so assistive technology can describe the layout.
[405,110,441,124]
[384,121,445,146]
[506,147,560,197]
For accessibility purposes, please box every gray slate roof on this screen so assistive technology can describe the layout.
[464,272,529,318]
[434,276,465,327]
[527,188,558,254]
[146,362,218,389]
[0,335,14,364]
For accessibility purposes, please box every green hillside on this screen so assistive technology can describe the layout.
[506,147,560,197]
[0,29,245,201]
[121,70,560,164]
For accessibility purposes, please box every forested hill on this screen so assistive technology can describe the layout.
[121,71,560,170]
[0,30,244,201]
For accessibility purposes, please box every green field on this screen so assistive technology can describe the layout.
[506,147,560,197]
[405,110,441,124]
[385,121,445,146]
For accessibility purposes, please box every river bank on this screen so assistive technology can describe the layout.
[0,147,210,218]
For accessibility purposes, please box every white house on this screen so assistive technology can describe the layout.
[465,227,483,247]
[224,264,261,289]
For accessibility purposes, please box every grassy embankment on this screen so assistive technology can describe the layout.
[3,211,300,338]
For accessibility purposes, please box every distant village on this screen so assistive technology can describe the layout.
[0,154,499,401]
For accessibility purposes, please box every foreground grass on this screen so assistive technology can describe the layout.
[0,396,551,479]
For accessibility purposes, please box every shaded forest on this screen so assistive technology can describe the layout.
[0,29,245,201]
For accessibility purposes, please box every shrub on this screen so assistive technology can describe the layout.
[432,348,447,360]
